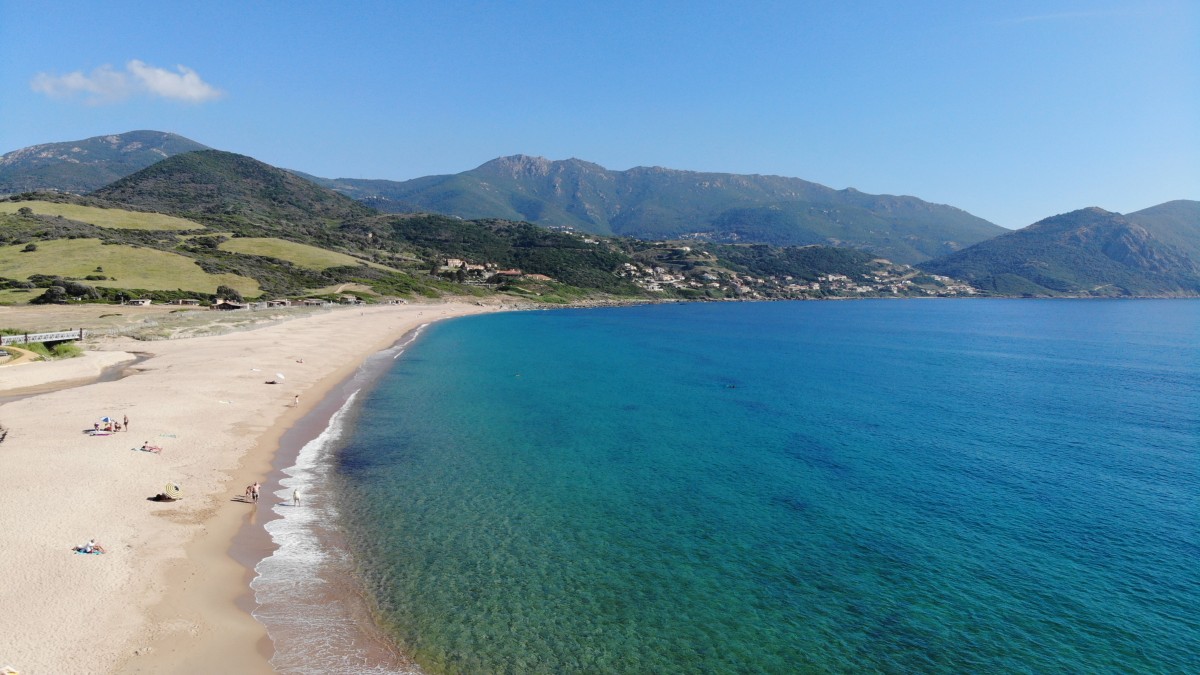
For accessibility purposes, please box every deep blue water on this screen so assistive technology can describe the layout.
[331,300,1199,673]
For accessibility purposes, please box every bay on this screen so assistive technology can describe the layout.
[330,299,1200,673]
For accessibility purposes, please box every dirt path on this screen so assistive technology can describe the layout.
[0,345,40,367]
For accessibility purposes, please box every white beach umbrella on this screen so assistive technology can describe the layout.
[275,372,286,380]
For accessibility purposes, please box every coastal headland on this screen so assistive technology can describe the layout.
[0,301,499,673]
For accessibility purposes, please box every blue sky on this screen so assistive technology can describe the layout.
[1,0,1196,229]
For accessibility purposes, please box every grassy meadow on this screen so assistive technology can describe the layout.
[0,201,204,230]
[218,237,397,272]
[0,238,260,296]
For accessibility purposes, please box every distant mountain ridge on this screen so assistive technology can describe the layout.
[0,130,208,195]
[1,132,1004,263]
[919,203,1200,296]
[4,148,938,302]
[306,155,1006,263]
[4,131,1197,289]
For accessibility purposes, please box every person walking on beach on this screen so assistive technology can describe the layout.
[292,488,300,506]
[293,394,300,407]
[123,414,129,431]
[252,482,260,503]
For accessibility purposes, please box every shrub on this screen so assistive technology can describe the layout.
[52,342,83,358]
[22,342,52,358]
[215,284,244,302]
[30,286,67,304]
[61,281,100,299]
[21,243,37,252]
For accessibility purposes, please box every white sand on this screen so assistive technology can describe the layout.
[0,302,497,674]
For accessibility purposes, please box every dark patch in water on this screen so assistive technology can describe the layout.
[772,495,811,513]
[781,432,854,478]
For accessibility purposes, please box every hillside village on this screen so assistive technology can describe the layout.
[436,241,978,300]
[618,251,977,299]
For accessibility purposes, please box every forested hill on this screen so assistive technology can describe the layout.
[92,150,375,236]
[303,155,1006,264]
[0,130,207,195]
[1122,200,1200,261]
[919,206,1200,296]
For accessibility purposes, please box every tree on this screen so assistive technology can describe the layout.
[215,285,243,302]
[61,281,99,299]
[30,286,67,304]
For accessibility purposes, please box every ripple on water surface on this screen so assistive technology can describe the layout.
[330,300,1200,673]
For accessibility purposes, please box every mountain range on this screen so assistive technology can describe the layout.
[0,131,207,195]
[3,149,951,303]
[3,131,1003,264]
[302,155,1006,264]
[919,202,1200,296]
[1,131,1197,298]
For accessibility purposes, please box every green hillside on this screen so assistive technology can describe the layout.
[0,238,259,295]
[0,199,433,303]
[218,237,397,272]
[0,130,207,195]
[919,207,1200,296]
[1123,200,1200,261]
[709,200,992,262]
[0,200,203,230]
[93,150,375,236]
[305,155,1005,263]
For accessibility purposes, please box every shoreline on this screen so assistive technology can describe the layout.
[0,301,500,674]
[249,322,436,673]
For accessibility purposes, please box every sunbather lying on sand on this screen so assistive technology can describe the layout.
[74,538,106,554]
[139,441,163,453]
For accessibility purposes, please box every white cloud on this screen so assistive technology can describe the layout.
[30,60,224,105]
[126,60,223,103]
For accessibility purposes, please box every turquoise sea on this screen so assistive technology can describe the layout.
[260,300,1200,673]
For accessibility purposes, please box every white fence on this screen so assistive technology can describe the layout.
[1,329,85,346]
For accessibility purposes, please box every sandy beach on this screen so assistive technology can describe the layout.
[0,301,498,674]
